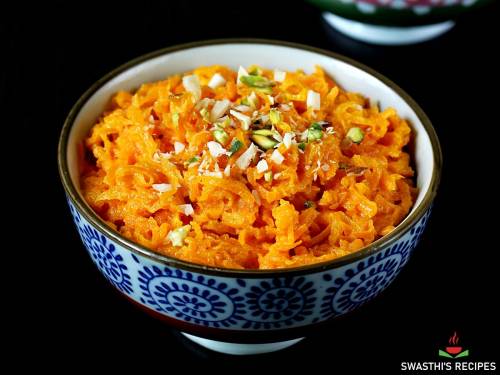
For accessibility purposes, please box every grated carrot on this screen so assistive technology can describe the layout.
[81,65,416,269]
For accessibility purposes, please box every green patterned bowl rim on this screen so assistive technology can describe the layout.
[309,0,494,26]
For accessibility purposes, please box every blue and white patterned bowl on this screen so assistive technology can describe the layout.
[58,40,442,355]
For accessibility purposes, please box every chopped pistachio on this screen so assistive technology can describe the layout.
[257,87,273,94]
[251,134,278,150]
[249,92,259,107]
[306,122,324,143]
[298,142,306,151]
[310,122,324,131]
[213,129,229,144]
[241,91,258,109]
[252,129,276,136]
[237,66,249,84]
[186,156,200,165]
[172,112,179,126]
[229,139,243,155]
[240,75,275,93]
[215,116,231,128]
[269,109,281,125]
[315,120,331,127]
[307,128,323,142]
[199,108,210,122]
[304,200,314,208]
[264,171,273,182]
[346,127,364,144]
[248,67,262,76]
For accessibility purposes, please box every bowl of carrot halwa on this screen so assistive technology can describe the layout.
[58,40,441,355]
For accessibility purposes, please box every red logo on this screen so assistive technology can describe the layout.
[439,332,469,358]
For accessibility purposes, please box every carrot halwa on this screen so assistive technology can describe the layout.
[81,65,416,269]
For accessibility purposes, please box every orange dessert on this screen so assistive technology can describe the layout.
[80,65,415,269]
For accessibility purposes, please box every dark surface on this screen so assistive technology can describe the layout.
[6,1,499,372]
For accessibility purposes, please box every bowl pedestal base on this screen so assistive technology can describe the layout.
[323,12,455,45]
[181,332,304,355]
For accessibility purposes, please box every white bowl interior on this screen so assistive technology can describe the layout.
[67,43,434,218]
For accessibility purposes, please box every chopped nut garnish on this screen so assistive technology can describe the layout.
[346,127,364,144]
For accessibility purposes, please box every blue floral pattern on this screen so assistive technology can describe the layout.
[321,248,402,317]
[67,197,81,225]
[405,207,432,265]
[66,195,432,331]
[138,266,245,327]
[78,224,133,294]
[320,210,431,318]
[240,278,316,329]
[67,199,133,295]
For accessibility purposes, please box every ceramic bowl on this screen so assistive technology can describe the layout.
[58,39,442,355]
[308,0,493,45]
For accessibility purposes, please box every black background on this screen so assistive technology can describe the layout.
[5,1,499,372]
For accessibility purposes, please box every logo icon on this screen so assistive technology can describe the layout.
[439,332,469,359]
